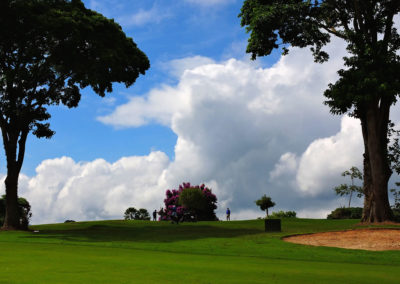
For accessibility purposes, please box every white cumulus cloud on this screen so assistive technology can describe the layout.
[5,152,170,224]
[296,116,363,196]
[97,38,352,219]
[7,38,394,223]
[269,152,298,181]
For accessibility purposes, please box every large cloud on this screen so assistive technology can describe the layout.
[6,38,397,224]
[97,38,356,220]
[1,152,169,224]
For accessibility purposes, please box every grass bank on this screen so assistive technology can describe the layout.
[0,218,399,283]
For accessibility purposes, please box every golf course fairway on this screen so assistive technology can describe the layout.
[0,219,399,283]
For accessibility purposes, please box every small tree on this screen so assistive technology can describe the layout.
[390,185,400,210]
[124,207,150,220]
[255,195,275,218]
[333,167,363,208]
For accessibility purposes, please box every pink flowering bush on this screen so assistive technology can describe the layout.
[160,182,218,221]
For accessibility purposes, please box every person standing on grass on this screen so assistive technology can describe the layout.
[171,205,179,224]
[153,210,157,221]
[226,208,230,221]
[158,207,164,221]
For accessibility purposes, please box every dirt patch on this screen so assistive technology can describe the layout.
[283,228,400,251]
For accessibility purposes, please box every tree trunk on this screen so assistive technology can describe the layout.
[266,208,269,218]
[1,126,28,230]
[2,172,20,230]
[348,190,352,208]
[360,103,394,223]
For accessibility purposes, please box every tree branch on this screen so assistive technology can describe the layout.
[382,11,395,52]
[320,24,347,39]
[16,128,29,173]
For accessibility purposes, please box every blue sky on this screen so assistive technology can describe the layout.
[2,0,399,224]
[3,0,278,176]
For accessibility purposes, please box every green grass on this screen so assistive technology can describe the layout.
[0,218,399,283]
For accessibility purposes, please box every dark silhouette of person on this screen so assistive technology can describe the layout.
[153,210,157,221]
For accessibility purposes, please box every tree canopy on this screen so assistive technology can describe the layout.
[240,0,400,222]
[124,207,150,221]
[0,0,149,229]
[162,183,218,221]
[255,194,275,217]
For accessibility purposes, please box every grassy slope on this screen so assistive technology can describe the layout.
[0,219,399,283]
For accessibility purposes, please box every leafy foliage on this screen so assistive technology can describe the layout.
[0,195,32,229]
[270,210,297,218]
[333,166,363,208]
[255,195,275,217]
[387,122,400,173]
[0,0,149,229]
[240,0,400,222]
[240,1,400,109]
[388,124,400,220]
[161,182,218,221]
[124,207,150,221]
[179,187,207,211]
[0,0,149,139]
[390,186,400,210]
[327,207,363,220]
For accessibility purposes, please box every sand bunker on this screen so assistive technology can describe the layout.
[283,228,400,251]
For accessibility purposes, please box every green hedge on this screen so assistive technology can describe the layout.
[327,207,362,219]
[270,210,297,218]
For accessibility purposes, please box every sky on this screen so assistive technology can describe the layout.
[1,0,400,224]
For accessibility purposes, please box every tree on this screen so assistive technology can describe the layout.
[255,194,275,218]
[390,187,400,210]
[240,0,400,222]
[162,183,218,221]
[124,207,150,220]
[333,166,363,207]
[0,0,149,230]
[0,195,32,230]
[388,124,400,214]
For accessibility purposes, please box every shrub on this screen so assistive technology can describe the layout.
[0,195,32,229]
[270,210,297,218]
[124,207,150,220]
[327,207,362,219]
[393,209,400,222]
[161,182,218,221]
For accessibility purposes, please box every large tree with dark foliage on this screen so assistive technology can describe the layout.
[240,0,400,222]
[0,0,149,230]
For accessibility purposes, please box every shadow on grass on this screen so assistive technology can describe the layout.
[23,222,263,244]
